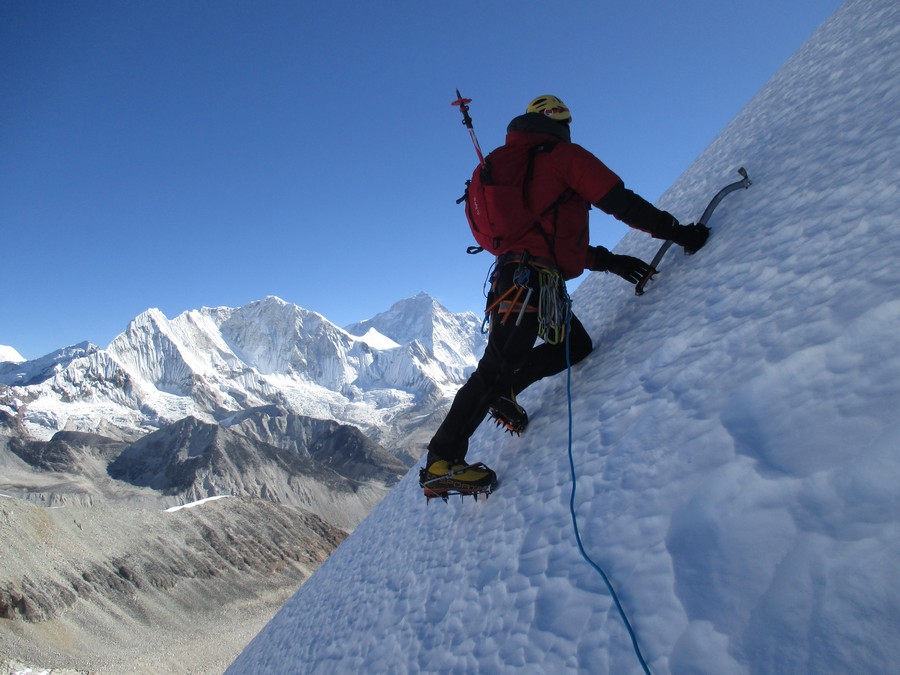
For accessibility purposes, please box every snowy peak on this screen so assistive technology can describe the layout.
[353,328,400,351]
[215,297,358,386]
[108,309,205,394]
[0,344,25,364]
[0,341,100,387]
[346,292,484,370]
[345,292,459,346]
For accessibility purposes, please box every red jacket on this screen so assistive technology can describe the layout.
[494,114,670,280]
[506,129,621,278]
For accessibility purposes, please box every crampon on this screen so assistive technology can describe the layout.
[419,463,498,503]
[488,397,528,436]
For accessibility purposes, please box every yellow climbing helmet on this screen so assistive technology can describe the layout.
[526,95,572,124]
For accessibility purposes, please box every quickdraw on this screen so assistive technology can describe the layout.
[537,268,570,345]
[482,259,536,331]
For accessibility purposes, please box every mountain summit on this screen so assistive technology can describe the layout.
[346,291,486,370]
[228,1,900,673]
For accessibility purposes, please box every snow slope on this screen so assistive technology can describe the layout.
[228,1,900,673]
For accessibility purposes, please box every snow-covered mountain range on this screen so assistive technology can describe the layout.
[0,292,486,458]
[228,1,900,673]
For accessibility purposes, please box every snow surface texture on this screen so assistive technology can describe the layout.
[228,2,899,673]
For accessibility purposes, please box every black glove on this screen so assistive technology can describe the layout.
[589,246,653,285]
[652,217,710,255]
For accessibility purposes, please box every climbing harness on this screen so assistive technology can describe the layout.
[480,256,535,333]
[481,254,570,343]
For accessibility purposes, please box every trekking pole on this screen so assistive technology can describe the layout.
[451,89,486,168]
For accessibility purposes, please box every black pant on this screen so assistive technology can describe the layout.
[427,262,593,464]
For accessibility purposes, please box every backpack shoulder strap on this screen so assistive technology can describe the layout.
[523,142,578,265]
[524,142,557,187]
[523,142,572,216]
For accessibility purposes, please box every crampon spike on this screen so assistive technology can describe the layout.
[424,488,449,503]
[422,485,493,503]
[489,410,525,436]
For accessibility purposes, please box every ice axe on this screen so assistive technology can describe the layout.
[635,167,752,296]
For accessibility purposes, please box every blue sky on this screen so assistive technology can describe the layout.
[1,0,841,360]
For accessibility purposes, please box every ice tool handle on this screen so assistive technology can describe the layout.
[634,167,752,296]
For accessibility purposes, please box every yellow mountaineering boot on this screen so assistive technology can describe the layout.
[419,459,497,502]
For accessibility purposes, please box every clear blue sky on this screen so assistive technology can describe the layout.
[1,0,841,360]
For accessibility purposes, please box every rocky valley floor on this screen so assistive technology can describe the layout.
[0,496,345,673]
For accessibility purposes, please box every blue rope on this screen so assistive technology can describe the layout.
[564,309,651,675]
